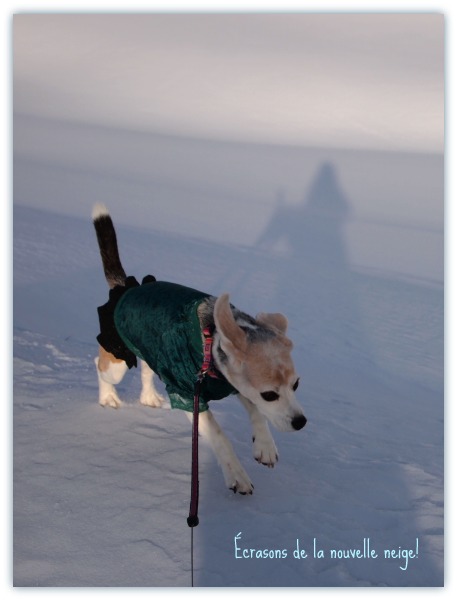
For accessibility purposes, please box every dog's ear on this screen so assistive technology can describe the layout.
[256,312,288,335]
[214,293,247,359]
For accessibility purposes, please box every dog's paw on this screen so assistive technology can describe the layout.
[140,389,165,408]
[229,478,254,496]
[99,393,122,408]
[253,432,279,468]
[224,463,254,495]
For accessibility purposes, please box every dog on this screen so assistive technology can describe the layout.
[93,204,306,494]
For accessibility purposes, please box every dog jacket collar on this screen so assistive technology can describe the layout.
[112,280,238,413]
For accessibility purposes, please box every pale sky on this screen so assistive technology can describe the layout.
[13,12,444,152]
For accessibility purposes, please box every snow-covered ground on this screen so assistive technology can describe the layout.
[13,133,443,587]
[11,10,444,591]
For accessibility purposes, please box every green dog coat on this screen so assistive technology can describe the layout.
[113,280,238,413]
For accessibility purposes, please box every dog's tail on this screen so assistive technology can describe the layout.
[92,204,127,288]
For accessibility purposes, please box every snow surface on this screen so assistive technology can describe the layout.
[13,132,443,587]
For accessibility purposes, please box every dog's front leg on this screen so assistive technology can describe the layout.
[187,409,254,495]
[238,395,279,468]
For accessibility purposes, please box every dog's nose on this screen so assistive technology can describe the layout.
[291,415,307,430]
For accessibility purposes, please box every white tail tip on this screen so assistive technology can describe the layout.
[92,203,109,221]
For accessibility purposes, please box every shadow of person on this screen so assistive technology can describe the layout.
[257,162,351,266]
[238,161,372,372]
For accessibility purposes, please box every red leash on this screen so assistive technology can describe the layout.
[187,374,202,528]
[187,327,218,528]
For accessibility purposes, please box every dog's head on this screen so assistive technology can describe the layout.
[213,294,307,432]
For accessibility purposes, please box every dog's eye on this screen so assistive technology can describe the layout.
[292,378,300,391]
[261,391,280,402]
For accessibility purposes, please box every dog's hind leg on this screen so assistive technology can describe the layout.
[187,409,254,495]
[238,395,279,468]
[95,346,128,408]
[139,360,165,408]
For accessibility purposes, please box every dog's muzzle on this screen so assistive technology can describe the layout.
[291,415,307,430]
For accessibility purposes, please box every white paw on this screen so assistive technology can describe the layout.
[253,432,278,468]
[140,389,165,408]
[222,461,254,495]
[99,393,122,408]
